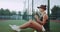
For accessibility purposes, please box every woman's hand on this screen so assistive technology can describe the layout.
[34,15,39,19]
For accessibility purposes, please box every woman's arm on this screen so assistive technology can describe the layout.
[34,14,48,25]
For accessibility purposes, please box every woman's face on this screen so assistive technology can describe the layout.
[39,8,44,12]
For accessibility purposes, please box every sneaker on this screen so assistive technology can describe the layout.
[42,26,45,32]
[9,24,21,32]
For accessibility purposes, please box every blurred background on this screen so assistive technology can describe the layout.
[0,0,60,32]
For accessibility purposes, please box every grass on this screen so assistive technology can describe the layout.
[50,21,60,32]
[0,20,60,32]
[0,20,33,32]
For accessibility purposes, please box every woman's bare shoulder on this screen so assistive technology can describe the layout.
[43,12,48,19]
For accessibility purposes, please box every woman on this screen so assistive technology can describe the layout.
[9,5,48,32]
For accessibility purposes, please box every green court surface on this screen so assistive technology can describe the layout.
[50,21,60,32]
[0,20,60,32]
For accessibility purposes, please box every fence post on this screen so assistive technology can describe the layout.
[47,0,50,31]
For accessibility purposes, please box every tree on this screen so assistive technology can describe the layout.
[23,9,28,20]
[0,8,5,15]
[0,8,11,16]
[4,9,11,16]
[51,5,60,20]
[0,8,17,16]
[11,11,16,15]
[18,11,21,16]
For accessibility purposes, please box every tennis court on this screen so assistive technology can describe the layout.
[0,20,60,32]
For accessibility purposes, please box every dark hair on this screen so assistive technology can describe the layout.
[37,5,46,10]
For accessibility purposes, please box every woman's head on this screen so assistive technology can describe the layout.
[37,5,46,12]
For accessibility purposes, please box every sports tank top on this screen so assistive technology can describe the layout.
[35,12,49,31]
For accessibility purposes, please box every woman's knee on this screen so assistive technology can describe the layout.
[29,20,34,23]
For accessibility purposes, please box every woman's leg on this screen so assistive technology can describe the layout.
[19,20,42,31]
[19,20,32,29]
[29,21,42,31]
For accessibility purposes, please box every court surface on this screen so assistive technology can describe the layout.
[0,20,60,32]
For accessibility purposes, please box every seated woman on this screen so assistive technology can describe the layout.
[9,5,48,32]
